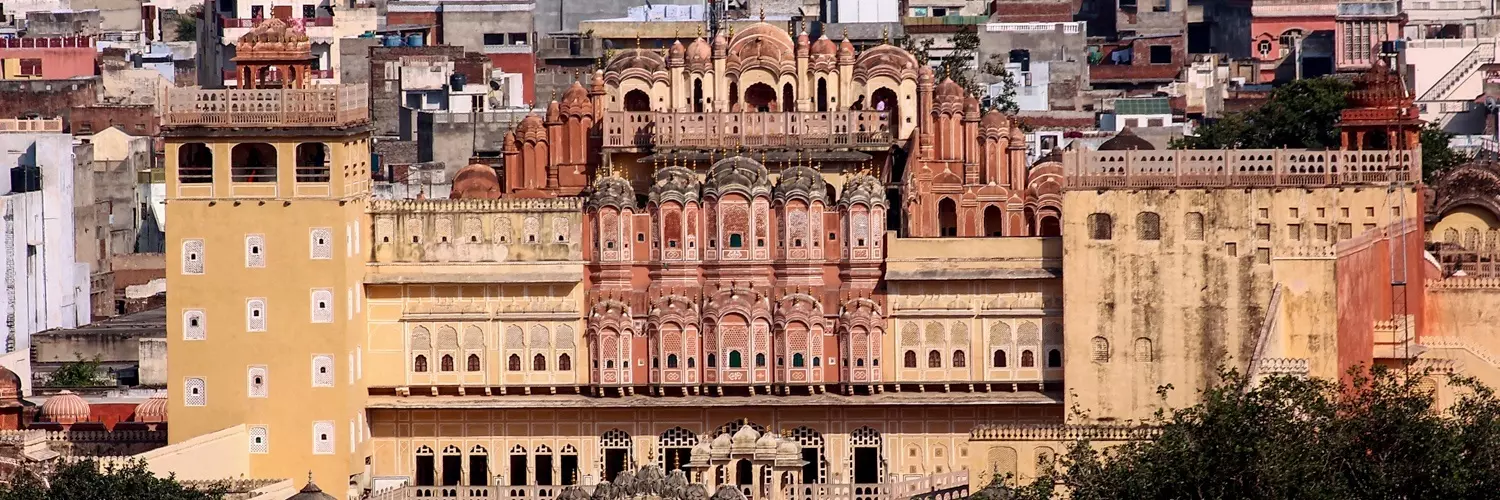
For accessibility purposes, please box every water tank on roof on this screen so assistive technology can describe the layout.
[449,73,467,90]
[406,33,424,47]
[382,34,402,47]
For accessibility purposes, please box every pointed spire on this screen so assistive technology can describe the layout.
[758,7,765,21]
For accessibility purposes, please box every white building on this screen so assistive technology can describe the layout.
[0,119,92,395]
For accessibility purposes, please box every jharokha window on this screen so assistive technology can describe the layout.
[414,355,428,372]
[467,354,481,372]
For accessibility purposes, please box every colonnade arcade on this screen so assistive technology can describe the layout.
[405,423,887,500]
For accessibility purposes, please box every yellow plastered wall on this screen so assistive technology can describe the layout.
[166,130,373,493]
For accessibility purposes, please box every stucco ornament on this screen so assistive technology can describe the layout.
[635,464,665,496]
[589,172,637,210]
[773,161,829,206]
[704,156,773,200]
[649,161,702,206]
[839,172,886,208]
[710,485,747,500]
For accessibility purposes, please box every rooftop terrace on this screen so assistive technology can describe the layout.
[163,85,369,128]
[1062,148,1419,189]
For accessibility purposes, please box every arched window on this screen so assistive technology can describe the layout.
[667,354,679,368]
[729,351,743,368]
[1047,349,1062,368]
[782,83,796,112]
[533,353,547,371]
[624,89,651,112]
[708,353,717,367]
[440,354,454,372]
[559,353,572,371]
[792,353,805,367]
[1137,212,1161,240]
[746,82,776,112]
[1091,336,1110,362]
[294,143,330,182]
[729,82,739,109]
[939,198,959,237]
[414,355,428,372]
[177,143,213,184]
[903,350,917,368]
[508,354,521,371]
[652,357,660,369]
[992,350,1006,368]
[687,357,696,368]
[1088,213,1113,240]
[812,357,821,366]
[816,78,828,112]
[984,206,1004,237]
[755,353,766,367]
[467,354,481,372]
[729,233,743,247]
[927,350,942,368]
[952,350,966,368]
[1021,350,1035,367]
[693,78,704,113]
[230,143,278,183]
[1185,212,1205,240]
[1039,216,1060,237]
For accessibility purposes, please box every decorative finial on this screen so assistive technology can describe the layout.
[635,30,641,49]
[842,27,849,40]
[759,7,765,21]
[307,471,314,484]
[698,25,704,38]
[882,27,889,44]
[728,24,734,37]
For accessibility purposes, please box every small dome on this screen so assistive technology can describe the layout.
[134,396,167,423]
[450,163,501,200]
[704,156,772,200]
[935,78,965,99]
[648,162,701,207]
[668,40,686,67]
[40,390,90,424]
[589,174,637,211]
[713,31,729,57]
[980,109,1010,130]
[691,438,712,456]
[711,432,733,450]
[918,65,935,82]
[773,164,830,206]
[687,37,712,67]
[839,173,885,208]
[604,48,667,75]
[777,439,800,457]
[731,424,760,446]
[838,36,855,60]
[288,478,338,500]
[964,96,981,117]
[756,431,778,450]
[810,35,836,56]
[561,81,590,111]
[796,32,810,56]
[516,114,547,142]
[1098,127,1154,151]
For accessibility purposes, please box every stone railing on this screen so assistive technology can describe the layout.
[371,485,569,500]
[786,471,969,500]
[1259,358,1310,377]
[1062,149,1418,189]
[1422,337,1500,368]
[369,197,585,214]
[1428,276,1500,289]
[969,424,1160,441]
[604,111,892,149]
[1430,248,1500,277]
[0,118,63,132]
[164,85,369,128]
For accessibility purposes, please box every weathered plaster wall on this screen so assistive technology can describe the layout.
[1062,187,1419,422]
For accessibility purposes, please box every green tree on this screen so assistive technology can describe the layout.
[981,54,1020,114]
[974,366,1500,500]
[45,355,103,387]
[0,459,227,500]
[937,26,982,96]
[1420,122,1471,182]
[173,6,200,42]
[1174,77,1353,150]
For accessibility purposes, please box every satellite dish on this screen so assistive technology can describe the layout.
[1486,96,1499,111]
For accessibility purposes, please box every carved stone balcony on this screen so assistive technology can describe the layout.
[603,111,893,150]
[163,85,369,128]
[1062,148,1419,189]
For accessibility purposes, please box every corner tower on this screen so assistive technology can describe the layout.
[164,18,373,495]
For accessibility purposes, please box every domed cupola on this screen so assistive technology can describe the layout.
[773,163,829,206]
[588,171,637,211]
[703,155,773,200]
[839,172,886,208]
[648,161,702,207]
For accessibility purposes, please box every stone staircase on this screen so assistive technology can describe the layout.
[1419,42,1494,102]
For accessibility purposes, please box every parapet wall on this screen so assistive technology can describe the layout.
[1062,149,1419,189]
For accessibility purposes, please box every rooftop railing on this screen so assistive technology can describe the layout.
[1062,148,1419,189]
[0,36,93,48]
[0,118,63,132]
[221,16,334,28]
[604,111,893,149]
[164,85,369,128]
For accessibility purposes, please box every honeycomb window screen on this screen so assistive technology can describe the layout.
[1087,213,1113,240]
[312,355,334,387]
[310,227,333,259]
[183,310,206,340]
[312,421,334,455]
[244,234,266,268]
[311,289,334,323]
[246,298,266,332]
[182,239,205,275]
[184,377,207,407]
[1184,212,1205,240]
[247,365,268,398]
[1136,212,1161,240]
[248,425,269,454]
[1090,337,1110,362]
